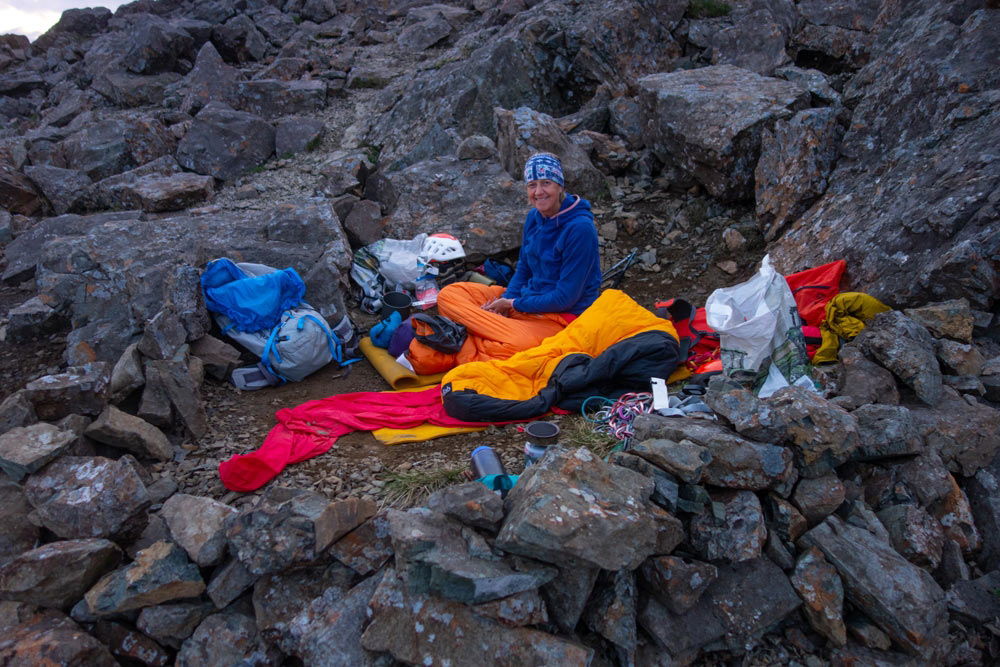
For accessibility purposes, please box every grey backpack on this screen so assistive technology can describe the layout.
[212,262,357,383]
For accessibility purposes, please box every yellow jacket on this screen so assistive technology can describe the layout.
[813,292,891,364]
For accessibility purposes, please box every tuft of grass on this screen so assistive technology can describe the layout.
[379,466,465,508]
[305,134,323,152]
[362,143,381,165]
[687,0,732,19]
[561,416,620,460]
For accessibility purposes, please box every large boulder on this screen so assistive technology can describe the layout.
[367,0,686,168]
[60,117,176,181]
[176,102,275,181]
[235,79,327,119]
[175,41,242,114]
[123,16,195,74]
[362,567,593,665]
[756,107,843,240]
[22,166,93,216]
[378,156,526,256]
[20,202,347,365]
[495,106,606,195]
[497,447,661,571]
[800,515,947,657]
[686,2,795,75]
[23,455,150,541]
[638,64,809,201]
[0,611,116,665]
[771,3,1000,311]
[0,539,122,610]
[855,311,943,405]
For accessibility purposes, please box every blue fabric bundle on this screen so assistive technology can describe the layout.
[201,258,306,332]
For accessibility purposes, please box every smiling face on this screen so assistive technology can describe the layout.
[526,179,564,218]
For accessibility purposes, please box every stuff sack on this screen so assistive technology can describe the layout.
[705,255,814,397]
[202,259,357,383]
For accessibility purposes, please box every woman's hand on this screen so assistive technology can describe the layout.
[482,297,515,316]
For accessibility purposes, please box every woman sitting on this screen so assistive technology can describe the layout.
[408,152,602,374]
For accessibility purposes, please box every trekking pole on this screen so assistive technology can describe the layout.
[602,248,639,289]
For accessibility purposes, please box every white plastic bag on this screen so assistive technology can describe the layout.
[705,255,815,396]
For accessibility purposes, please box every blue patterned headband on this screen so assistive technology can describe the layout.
[523,153,564,187]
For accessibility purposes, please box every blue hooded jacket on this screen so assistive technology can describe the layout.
[503,194,601,315]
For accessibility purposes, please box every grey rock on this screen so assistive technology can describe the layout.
[146,359,207,438]
[935,539,970,589]
[273,572,382,666]
[0,481,38,567]
[137,602,214,650]
[253,560,355,641]
[226,491,375,576]
[189,335,241,381]
[895,451,952,508]
[109,343,145,402]
[688,8,791,75]
[379,156,525,256]
[73,155,182,212]
[160,494,237,567]
[856,311,943,405]
[85,405,173,461]
[0,162,45,216]
[904,298,975,343]
[793,475,846,525]
[23,166,92,215]
[640,555,717,615]
[92,70,183,108]
[205,558,256,609]
[0,295,65,343]
[631,415,795,491]
[124,16,195,74]
[766,386,860,477]
[23,363,110,421]
[123,172,215,212]
[396,14,452,51]
[639,558,800,655]
[498,447,659,570]
[362,567,593,665]
[495,105,606,195]
[774,65,842,105]
[541,562,600,634]
[763,493,808,544]
[0,539,122,610]
[138,362,173,430]
[966,454,1000,572]
[936,339,984,376]
[703,381,788,442]
[316,149,370,197]
[24,455,150,541]
[851,403,923,461]
[389,507,555,605]
[457,134,497,160]
[0,392,36,437]
[770,5,999,311]
[342,199,384,248]
[757,107,843,241]
[690,489,767,563]
[584,569,637,655]
[236,79,326,119]
[630,438,711,484]
[0,611,116,666]
[608,451,680,512]
[275,116,324,156]
[61,117,175,181]
[176,102,274,181]
[846,612,893,651]
[800,515,947,656]
[177,41,242,115]
[85,541,205,616]
[138,308,188,360]
[92,619,172,667]
[0,423,76,482]
[911,389,1000,477]
[877,504,945,570]
[639,64,808,201]
[328,512,393,576]
[427,481,504,531]
[946,571,1000,624]
[791,547,847,647]
[176,612,276,666]
[212,14,269,64]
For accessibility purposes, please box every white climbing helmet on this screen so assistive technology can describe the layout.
[422,233,466,262]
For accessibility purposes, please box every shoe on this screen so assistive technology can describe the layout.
[231,363,280,390]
